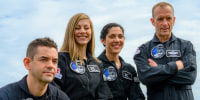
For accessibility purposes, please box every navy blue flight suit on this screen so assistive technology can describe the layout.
[134,34,197,100]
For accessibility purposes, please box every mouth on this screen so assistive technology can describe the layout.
[78,36,88,39]
[112,44,121,48]
[43,71,54,76]
[160,26,169,32]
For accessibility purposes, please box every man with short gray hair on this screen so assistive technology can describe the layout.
[134,2,197,100]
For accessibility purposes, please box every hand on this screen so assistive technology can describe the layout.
[148,59,158,67]
[176,60,184,71]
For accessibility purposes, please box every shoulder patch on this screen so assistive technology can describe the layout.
[134,48,141,55]
[55,68,63,79]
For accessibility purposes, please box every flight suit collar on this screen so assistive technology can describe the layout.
[18,75,51,98]
[152,33,177,43]
[98,51,126,69]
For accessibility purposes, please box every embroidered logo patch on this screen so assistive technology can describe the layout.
[122,71,132,80]
[87,65,100,72]
[55,68,62,79]
[70,60,85,74]
[151,44,165,59]
[103,66,117,81]
[166,50,181,57]
[134,48,141,55]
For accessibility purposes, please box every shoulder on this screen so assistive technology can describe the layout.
[58,52,70,59]
[120,57,137,72]
[175,37,194,48]
[134,40,152,57]
[176,37,190,43]
[48,84,70,100]
[0,82,20,99]
[58,52,70,67]
[0,81,20,92]
[97,52,105,60]
[89,55,101,65]
[124,62,137,73]
[136,40,152,54]
[140,40,152,49]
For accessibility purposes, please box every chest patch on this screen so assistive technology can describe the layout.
[122,71,132,80]
[103,66,117,81]
[87,65,100,72]
[166,50,181,57]
[151,44,165,59]
[70,60,85,74]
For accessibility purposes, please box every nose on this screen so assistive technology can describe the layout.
[162,19,168,26]
[47,61,55,68]
[113,37,120,42]
[80,28,86,33]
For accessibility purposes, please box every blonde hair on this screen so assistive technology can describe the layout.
[60,13,99,64]
[152,2,174,18]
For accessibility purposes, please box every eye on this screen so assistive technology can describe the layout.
[167,17,172,20]
[109,34,115,38]
[158,18,163,21]
[84,27,90,30]
[75,27,80,30]
[119,34,124,39]
[52,60,58,64]
[40,59,48,62]
[84,25,90,29]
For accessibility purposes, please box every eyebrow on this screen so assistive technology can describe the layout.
[39,56,48,59]
[109,33,124,35]
[39,56,58,60]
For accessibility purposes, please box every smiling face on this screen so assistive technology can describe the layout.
[74,19,92,47]
[24,46,58,83]
[101,26,124,55]
[151,5,175,38]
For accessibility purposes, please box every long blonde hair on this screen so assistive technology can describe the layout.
[60,13,99,64]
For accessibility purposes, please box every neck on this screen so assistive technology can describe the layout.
[26,75,48,97]
[106,52,121,69]
[156,33,171,43]
[78,45,87,60]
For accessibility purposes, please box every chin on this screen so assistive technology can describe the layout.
[42,77,54,83]
[112,51,121,54]
[161,31,170,35]
[78,42,89,45]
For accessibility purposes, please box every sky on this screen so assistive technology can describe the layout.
[0,0,199,99]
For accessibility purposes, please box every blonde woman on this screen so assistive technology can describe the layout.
[52,13,112,100]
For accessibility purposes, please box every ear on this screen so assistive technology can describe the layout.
[23,57,31,70]
[173,17,176,26]
[101,38,106,46]
[150,18,155,26]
